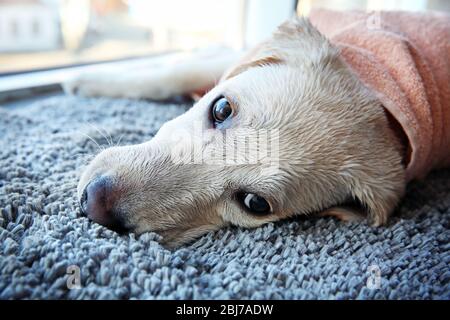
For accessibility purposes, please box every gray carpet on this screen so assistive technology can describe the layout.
[0,94,449,299]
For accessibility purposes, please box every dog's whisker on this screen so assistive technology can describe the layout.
[86,121,114,147]
[79,132,105,152]
[70,153,96,165]
[102,126,115,148]
[115,133,125,147]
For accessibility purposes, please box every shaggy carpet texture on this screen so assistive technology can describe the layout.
[0,95,449,299]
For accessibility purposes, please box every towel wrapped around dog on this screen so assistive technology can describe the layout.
[309,9,450,182]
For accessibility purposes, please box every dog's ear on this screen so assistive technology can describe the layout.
[321,168,405,226]
[320,191,399,226]
[346,175,405,226]
[222,17,338,80]
[222,54,284,80]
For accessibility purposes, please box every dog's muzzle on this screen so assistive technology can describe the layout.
[80,175,129,234]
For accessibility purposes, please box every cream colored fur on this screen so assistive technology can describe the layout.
[69,18,405,248]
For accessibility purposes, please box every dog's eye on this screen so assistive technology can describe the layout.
[236,192,272,216]
[211,97,233,124]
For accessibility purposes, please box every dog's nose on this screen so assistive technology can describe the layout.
[80,176,128,233]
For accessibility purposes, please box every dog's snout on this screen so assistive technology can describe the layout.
[80,175,128,233]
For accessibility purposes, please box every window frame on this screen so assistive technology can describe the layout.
[0,0,298,103]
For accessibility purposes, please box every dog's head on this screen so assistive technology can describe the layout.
[78,18,405,248]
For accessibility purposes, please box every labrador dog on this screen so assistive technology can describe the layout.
[65,10,450,248]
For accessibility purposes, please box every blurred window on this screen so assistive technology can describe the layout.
[298,0,450,16]
[11,20,18,36]
[1,0,448,75]
[32,19,40,36]
[0,0,246,74]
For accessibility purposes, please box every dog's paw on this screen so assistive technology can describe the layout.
[62,75,113,97]
[62,76,95,96]
[62,73,173,100]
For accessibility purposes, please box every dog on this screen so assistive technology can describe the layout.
[66,9,450,248]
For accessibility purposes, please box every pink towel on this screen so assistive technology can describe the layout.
[309,9,450,181]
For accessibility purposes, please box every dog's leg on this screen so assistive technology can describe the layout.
[63,50,240,100]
